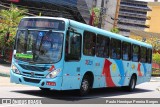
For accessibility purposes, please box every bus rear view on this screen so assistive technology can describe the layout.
[10,17,65,91]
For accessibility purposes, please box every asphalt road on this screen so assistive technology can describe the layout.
[0,77,160,107]
[0,77,160,98]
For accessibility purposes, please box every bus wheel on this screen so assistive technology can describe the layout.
[127,75,137,92]
[39,87,50,92]
[79,75,91,96]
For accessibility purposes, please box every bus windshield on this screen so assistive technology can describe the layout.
[15,30,64,64]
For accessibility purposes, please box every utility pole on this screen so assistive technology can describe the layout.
[98,0,104,28]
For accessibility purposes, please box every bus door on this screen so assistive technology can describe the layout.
[62,28,82,90]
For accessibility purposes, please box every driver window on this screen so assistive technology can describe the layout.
[65,31,81,61]
[17,30,26,53]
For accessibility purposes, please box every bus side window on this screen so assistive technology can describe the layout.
[83,31,96,56]
[110,38,121,59]
[140,47,147,63]
[122,42,131,61]
[147,48,152,63]
[65,31,81,61]
[132,44,140,62]
[96,35,110,58]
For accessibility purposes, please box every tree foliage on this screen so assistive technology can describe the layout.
[130,35,160,51]
[0,4,27,48]
[110,28,120,34]
[153,53,160,65]
[90,7,100,27]
[146,37,160,52]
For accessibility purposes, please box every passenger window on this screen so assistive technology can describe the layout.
[122,42,131,61]
[83,31,96,56]
[147,49,152,63]
[65,31,81,61]
[132,45,140,62]
[140,47,147,63]
[110,38,121,59]
[96,35,110,58]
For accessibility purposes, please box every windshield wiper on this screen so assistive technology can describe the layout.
[29,61,54,64]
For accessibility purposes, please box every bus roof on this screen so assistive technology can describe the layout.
[21,16,152,49]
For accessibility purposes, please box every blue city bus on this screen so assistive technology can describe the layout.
[10,17,152,95]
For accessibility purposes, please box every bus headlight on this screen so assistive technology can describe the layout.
[11,65,20,74]
[46,68,61,79]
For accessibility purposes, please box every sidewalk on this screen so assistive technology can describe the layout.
[150,77,160,82]
[0,76,28,87]
[0,59,11,76]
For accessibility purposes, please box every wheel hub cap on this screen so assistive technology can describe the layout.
[82,80,89,91]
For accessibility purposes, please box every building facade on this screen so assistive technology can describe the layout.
[116,0,151,37]
[145,2,160,33]
[97,0,150,37]
[0,0,95,24]
[0,0,153,37]
[104,0,120,31]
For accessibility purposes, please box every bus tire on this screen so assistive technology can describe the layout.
[79,75,91,96]
[127,75,137,92]
[39,87,50,92]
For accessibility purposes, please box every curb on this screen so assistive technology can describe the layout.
[150,77,160,82]
[0,73,10,77]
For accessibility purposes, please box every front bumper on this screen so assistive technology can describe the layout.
[10,70,62,90]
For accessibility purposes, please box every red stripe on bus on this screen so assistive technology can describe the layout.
[102,59,116,87]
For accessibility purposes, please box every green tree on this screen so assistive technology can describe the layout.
[130,35,160,51]
[110,27,120,34]
[146,38,160,52]
[90,7,100,27]
[153,53,160,65]
[0,4,27,48]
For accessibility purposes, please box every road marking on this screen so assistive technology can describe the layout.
[0,83,27,87]
[0,104,23,107]
[0,83,31,87]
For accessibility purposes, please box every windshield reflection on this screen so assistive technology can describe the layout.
[15,30,63,64]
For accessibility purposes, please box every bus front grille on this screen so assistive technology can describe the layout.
[23,77,41,83]
[22,72,44,77]
[19,64,49,72]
